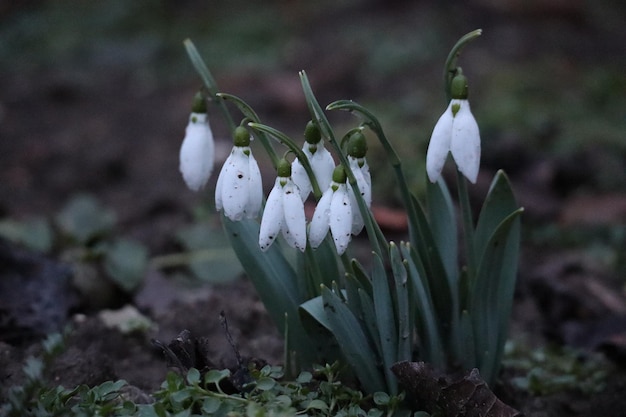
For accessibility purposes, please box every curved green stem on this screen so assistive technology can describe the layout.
[327,100,421,245]
[248,122,322,199]
[183,39,236,131]
[443,29,482,102]
[216,93,280,169]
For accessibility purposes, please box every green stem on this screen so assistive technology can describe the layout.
[248,122,322,199]
[183,39,236,131]
[216,93,280,169]
[443,29,482,102]
[456,169,477,282]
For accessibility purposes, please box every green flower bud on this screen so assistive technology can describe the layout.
[191,91,207,114]
[347,131,367,158]
[233,126,251,147]
[304,121,322,144]
[331,165,347,185]
[276,158,292,178]
[450,69,469,100]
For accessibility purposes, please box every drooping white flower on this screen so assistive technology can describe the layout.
[291,121,335,201]
[309,167,353,255]
[179,94,215,191]
[426,98,480,184]
[427,69,481,184]
[259,173,307,252]
[215,127,263,221]
[347,156,372,235]
[291,142,335,201]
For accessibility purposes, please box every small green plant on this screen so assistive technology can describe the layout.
[0,194,148,295]
[503,342,610,396]
[1,333,401,417]
[179,28,522,395]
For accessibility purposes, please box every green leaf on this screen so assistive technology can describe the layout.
[306,399,329,411]
[186,368,200,385]
[299,295,344,364]
[223,216,316,364]
[0,217,54,252]
[205,369,230,385]
[371,253,398,394]
[373,391,390,405]
[472,207,523,384]
[321,285,386,393]
[474,170,519,259]
[400,243,444,368]
[255,377,276,391]
[104,239,148,292]
[390,243,411,363]
[409,194,453,337]
[201,397,221,414]
[426,178,458,285]
[23,356,44,381]
[55,194,116,244]
[176,222,242,283]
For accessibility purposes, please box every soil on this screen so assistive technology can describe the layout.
[1,1,626,416]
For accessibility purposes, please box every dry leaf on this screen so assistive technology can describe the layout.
[391,361,522,417]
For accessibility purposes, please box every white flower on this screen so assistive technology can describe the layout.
[347,156,372,235]
[215,146,263,221]
[309,180,353,255]
[259,176,307,252]
[291,142,335,201]
[179,112,215,191]
[426,98,481,183]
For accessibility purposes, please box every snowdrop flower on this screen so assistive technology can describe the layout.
[345,131,372,235]
[215,126,263,221]
[426,70,481,183]
[259,159,307,252]
[291,121,334,201]
[347,156,372,235]
[179,93,215,191]
[309,166,353,255]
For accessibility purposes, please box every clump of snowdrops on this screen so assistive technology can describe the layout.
[179,29,522,394]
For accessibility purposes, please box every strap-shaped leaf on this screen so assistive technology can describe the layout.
[371,252,399,393]
[321,285,387,393]
[298,296,343,366]
[472,208,523,384]
[401,243,445,368]
[474,170,518,261]
[426,177,458,287]
[409,194,454,345]
[390,242,411,362]
[223,216,315,363]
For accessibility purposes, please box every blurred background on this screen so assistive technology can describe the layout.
[0,0,625,298]
[0,1,626,408]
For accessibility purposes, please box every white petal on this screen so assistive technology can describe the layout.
[309,144,335,191]
[308,188,333,248]
[179,114,215,191]
[348,157,371,235]
[450,100,481,184]
[329,184,353,255]
[245,150,263,218]
[290,158,312,201]
[281,180,307,252]
[259,178,284,251]
[426,102,454,183]
[214,152,230,211]
[359,158,372,190]
[220,147,250,221]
